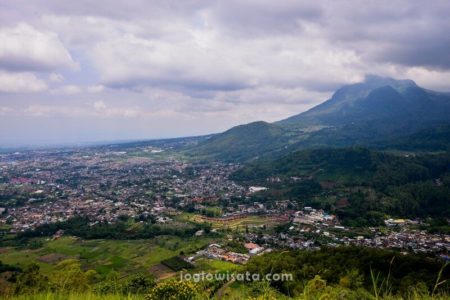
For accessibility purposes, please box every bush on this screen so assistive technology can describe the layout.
[145,280,198,300]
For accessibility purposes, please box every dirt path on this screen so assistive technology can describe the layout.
[215,278,236,299]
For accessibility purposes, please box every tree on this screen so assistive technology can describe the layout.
[122,273,155,294]
[52,259,92,292]
[13,264,48,295]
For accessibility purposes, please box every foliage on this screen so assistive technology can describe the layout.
[13,264,48,295]
[186,121,289,161]
[0,260,21,273]
[245,247,450,298]
[121,273,155,295]
[231,147,450,223]
[18,216,212,240]
[161,256,194,272]
[144,279,199,300]
[51,259,94,293]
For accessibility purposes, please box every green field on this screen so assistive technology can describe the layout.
[193,258,241,273]
[0,235,214,278]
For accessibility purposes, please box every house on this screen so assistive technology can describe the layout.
[244,243,260,251]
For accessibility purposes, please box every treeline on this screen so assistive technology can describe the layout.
[231,148,450,188]
[17,216,211,240]
[245,246,450,298]
[0,261,21,273]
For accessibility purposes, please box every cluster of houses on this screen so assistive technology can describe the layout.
[0,148,248,233]
[293,207,337,226]
[187,242,271,265]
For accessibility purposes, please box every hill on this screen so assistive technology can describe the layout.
[230,148,450,224]
[186,121,289,161]
[231,148,450,186]
[377,125,450,151]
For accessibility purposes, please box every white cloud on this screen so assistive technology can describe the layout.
[50,84,82,95]
[90,32,258,90]
[93,100,107,110]
[0,71,47,93]
[0,106,14,115]
[23,101,145,119]
[87,85,105,93]
[49,73,64,82]
[0,23,77,72]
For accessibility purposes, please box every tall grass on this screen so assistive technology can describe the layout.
[3,292,145,300]
[370,256,395,299]
[3,290,450,300]
[432,262,449,297]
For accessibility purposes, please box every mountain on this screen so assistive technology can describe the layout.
[279,75,450,128]
[187,76,450,161]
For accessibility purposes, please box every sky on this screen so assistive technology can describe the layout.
[1,0,450,146]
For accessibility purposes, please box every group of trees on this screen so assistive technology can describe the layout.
[0,259,156,297]
[18,215,212,240]
[231,148,450,225]
[245,246,450,298]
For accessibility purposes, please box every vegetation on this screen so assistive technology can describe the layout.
[161,256,194,272]
[16,215,212,240]
[231,148,450,226]
[186,121,289,161]
[245,246,450,298]
[1,247,449,299]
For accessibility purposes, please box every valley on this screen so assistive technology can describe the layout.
[1,76,449,299]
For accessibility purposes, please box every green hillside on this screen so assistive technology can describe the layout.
[186,121,288,161]
[231,148,450,225]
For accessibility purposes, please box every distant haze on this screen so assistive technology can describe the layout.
[1,1,450,146]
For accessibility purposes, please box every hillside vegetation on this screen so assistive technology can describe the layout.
[231,148,450,226]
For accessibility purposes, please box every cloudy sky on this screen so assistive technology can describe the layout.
[1,0,450,146]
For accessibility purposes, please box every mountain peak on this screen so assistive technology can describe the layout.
[277,75,449,128]
[362,74,417,90]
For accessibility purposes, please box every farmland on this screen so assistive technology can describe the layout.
[0,235,215,279]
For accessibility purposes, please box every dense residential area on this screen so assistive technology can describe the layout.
[1,146,449,258]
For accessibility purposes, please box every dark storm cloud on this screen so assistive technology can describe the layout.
[0,0,205,23]
[315,1,450,70]
[1,0,450,145]
[210,0,324,36]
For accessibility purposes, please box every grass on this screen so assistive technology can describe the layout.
[192,258,242,273]
[3,290,450,300]
[3,292,145,300]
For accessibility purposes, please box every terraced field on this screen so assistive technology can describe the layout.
[0,235,213,278]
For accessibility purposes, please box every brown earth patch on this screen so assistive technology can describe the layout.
[148,263,176,280]
[37,253,68,264]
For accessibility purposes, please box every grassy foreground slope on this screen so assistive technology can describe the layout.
[2,247,449,299]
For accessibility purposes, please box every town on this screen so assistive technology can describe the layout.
[1,146,449,263]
